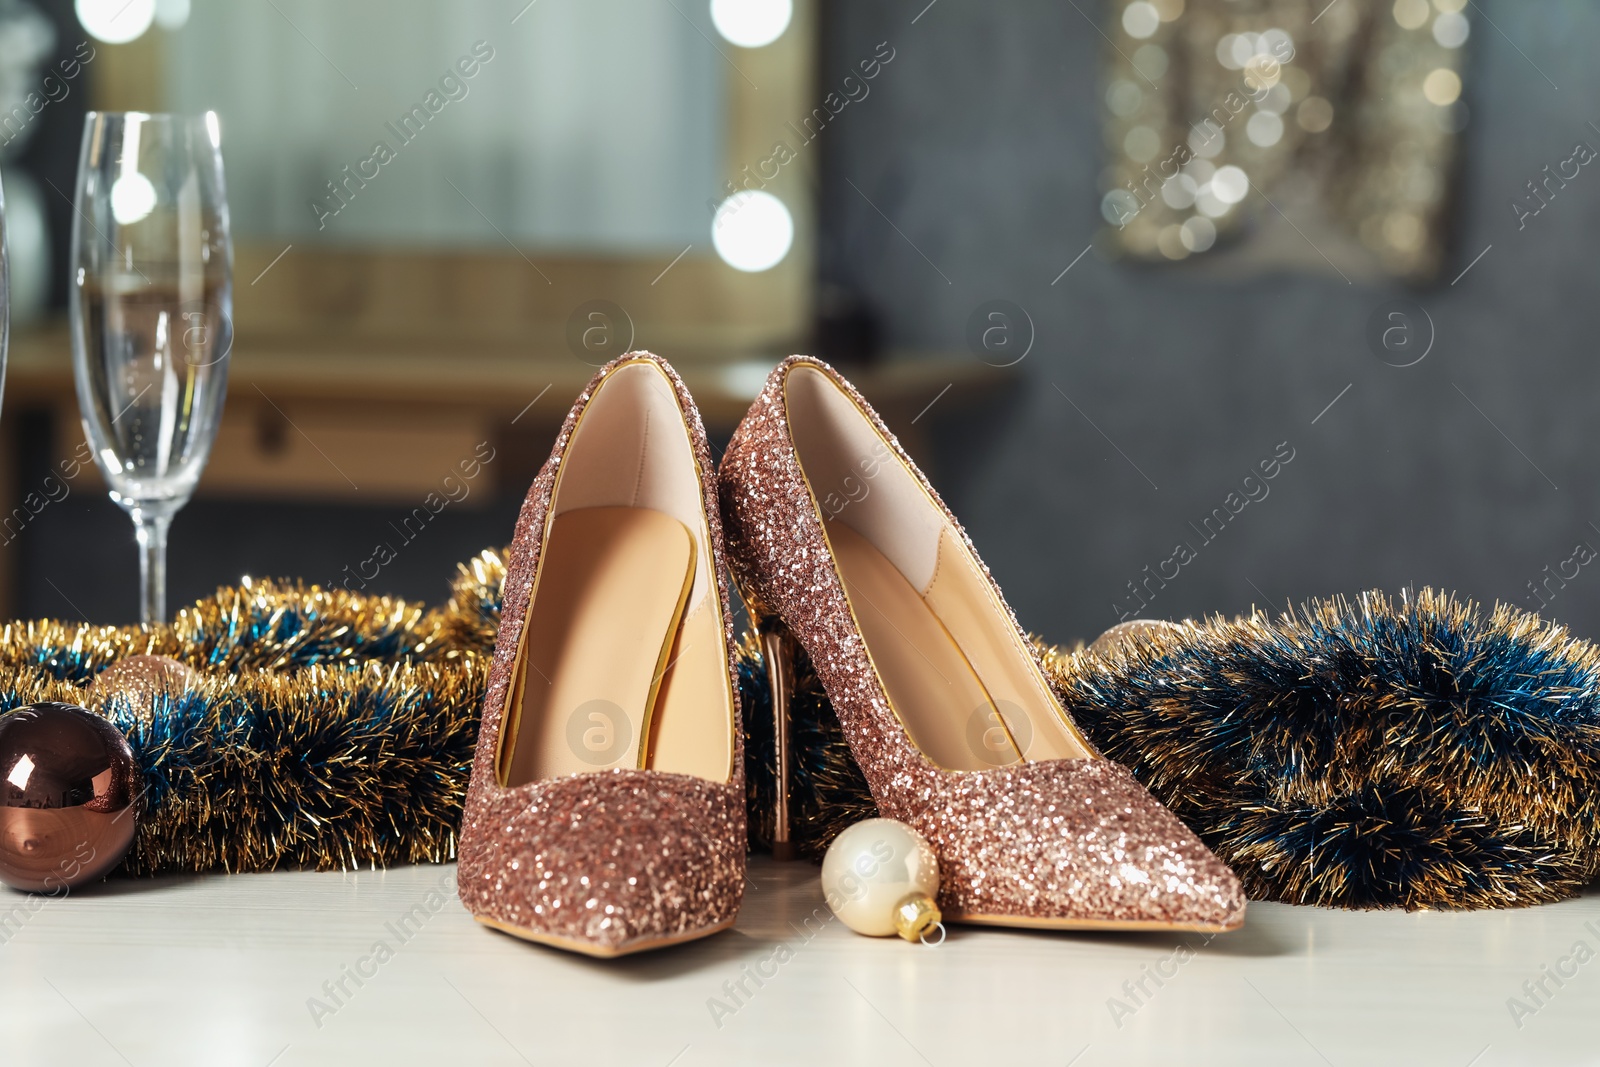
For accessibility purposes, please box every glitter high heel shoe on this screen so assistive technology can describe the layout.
[457,353,745,957]
[719,356,1245,932]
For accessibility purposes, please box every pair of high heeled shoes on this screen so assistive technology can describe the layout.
[457,353,1245,957]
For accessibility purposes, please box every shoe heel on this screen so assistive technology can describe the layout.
[757,616,798,861]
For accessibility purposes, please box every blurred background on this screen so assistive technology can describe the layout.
[2,0,1597,647]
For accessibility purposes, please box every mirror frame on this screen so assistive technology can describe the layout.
[91,1,817,364]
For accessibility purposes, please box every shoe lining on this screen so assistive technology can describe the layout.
[499,362,734,786]
[787,365,1091,771]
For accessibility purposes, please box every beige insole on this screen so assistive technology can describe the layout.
[826,520,1089,771]
[921,528,1089,762]
[502,506,695,786]
[646,598,733,780]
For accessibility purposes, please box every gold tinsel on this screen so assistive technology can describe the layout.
[1037,590,1600,909]
[15,546,1600,910]
[741,587,1600,910]
[0,551,508,876]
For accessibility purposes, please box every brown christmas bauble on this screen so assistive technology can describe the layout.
[87,654,196,720]
[0,703,141,893]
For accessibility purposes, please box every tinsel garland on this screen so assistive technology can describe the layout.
[0,556,504,875]
[738,592,1600,910]
[741,590,1600,910]
[1041,591,1600,910]
[738,635,876,856]
[19,547,1600,910]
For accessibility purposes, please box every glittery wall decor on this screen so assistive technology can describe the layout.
[1099,0,1469,278]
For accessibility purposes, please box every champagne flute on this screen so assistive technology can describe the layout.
[0,172,9,423]
[70,112,232,626]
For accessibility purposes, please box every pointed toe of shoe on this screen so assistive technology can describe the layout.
[915,759,1245,931]
[458,769,746,955]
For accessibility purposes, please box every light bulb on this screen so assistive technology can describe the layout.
[820,818,943,942]
[710,0,792,48]
[77,0,156,44]
[711,190,794,272]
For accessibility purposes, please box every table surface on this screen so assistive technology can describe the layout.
[3,857,1596,1066]
[5,323,1002,424]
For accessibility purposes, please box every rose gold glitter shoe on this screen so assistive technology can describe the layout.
[457,353,745,958]
[719,356,1245,933]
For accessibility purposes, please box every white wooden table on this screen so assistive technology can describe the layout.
[2,857,1594,1066]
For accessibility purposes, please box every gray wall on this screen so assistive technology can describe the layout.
[819,0,1600,644]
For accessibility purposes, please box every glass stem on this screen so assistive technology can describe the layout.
[133,508,172,627]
